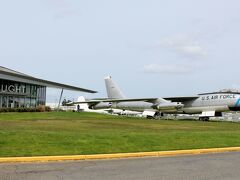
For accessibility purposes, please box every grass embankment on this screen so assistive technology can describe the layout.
[0,112,240,157]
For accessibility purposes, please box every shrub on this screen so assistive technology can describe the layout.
[45,106,51,112]
[36,105,45,112]
[0,106,51,113]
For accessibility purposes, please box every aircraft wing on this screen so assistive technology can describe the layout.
[99,98,158,103]
[67,98,158,105]
[164,96,199,102]
[65,100,101,105]
[66,96,199,105]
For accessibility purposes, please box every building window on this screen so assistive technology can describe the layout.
[8,96,14,108]
[0,79,46,108]
[2,96,7,108]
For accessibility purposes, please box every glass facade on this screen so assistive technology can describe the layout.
[0,79,46,108]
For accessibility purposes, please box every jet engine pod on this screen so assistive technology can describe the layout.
[92,102,112,109]
[155,102,184,111]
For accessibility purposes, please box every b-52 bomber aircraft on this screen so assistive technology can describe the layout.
[68,76,240,121]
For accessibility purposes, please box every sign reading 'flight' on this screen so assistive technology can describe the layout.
[0,84,26,94]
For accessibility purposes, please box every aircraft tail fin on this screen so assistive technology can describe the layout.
[104,76,126,99]
[76,96,89,111]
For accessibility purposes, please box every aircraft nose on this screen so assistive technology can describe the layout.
[235,98,240,107]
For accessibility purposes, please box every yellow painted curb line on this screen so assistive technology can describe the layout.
[1,147,240,163]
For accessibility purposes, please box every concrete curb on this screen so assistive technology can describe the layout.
[1,147,240,163]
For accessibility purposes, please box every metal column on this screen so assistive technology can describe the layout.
[58,89,64,110]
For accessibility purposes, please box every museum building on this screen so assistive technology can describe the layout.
[0,66,96,108]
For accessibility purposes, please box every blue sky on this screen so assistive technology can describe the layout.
[1,0,240,102]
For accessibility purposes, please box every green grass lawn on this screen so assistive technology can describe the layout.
[0,112,240,157]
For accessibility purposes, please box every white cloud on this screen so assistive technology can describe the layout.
[160,35,207,59]
[143,64,192,74]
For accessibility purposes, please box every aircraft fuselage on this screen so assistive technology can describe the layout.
[181,93,240,114]
[93,93,240,116]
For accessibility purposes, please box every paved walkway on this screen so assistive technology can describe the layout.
[1,152,240,180]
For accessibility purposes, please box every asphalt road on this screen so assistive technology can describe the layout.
[1,152,240,180]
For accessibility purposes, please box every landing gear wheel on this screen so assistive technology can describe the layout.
[199,117,210,121]
[204,117,210,121]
